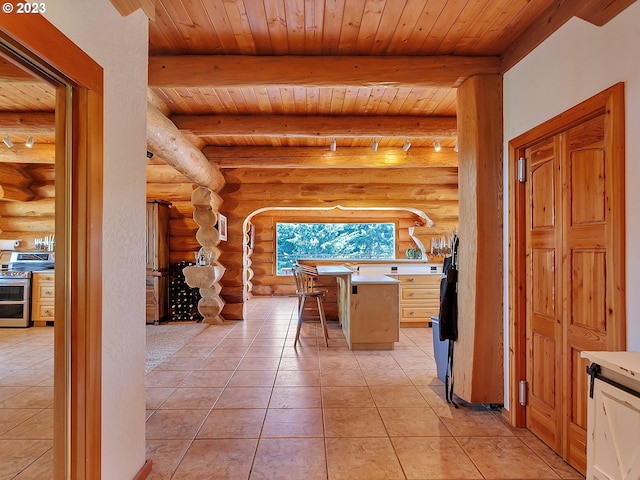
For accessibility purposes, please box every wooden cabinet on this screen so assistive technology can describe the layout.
[346,275,400,350]
[146,274,169,324]
[32,271,55,326]
[146,200,170,324]
[147,200,170,272]
[397,274,441,327]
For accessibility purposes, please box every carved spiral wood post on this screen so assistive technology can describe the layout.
[242,221,255,302]
[182,186,225,324]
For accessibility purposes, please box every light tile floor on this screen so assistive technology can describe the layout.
[0,325,54,479]
[0,296,586,479]
[145,297,584,480]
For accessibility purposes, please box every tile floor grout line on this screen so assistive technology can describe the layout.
[142,297,584,480]
[158,303,286,479]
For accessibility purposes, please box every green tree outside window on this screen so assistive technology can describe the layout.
[275,222,395,275]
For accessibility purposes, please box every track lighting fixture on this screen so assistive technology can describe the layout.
[433,138,441,152]
[402,138,411,152]
[3,135,13,148]
[25,135,35,149]
[372,138,379,152]
[330,137,336,152]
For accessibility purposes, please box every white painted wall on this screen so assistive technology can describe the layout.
[503,1,640,410]
[43,2,148,478]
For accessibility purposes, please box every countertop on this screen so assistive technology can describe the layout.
[356,266,442,276]
[316,265,354,276]
[581,351,640,382]
[314,264,443,277]
[300,258,436,264]
[351,274,400,285]
[392,269,443,276]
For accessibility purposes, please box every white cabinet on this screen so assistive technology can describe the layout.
[582,352,640,480]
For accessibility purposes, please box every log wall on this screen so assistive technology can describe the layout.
[0,163,55,249]
[2,157,458,322]
[148,153,459,320]
[220,165,458,318]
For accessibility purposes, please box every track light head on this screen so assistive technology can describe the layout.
[25,135,34,149]
[433,138,441,152]
[372,138,379,152]
[402,138,411,152]
[3,135,13,148]
[330,137,336,152]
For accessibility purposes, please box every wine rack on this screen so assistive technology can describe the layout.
[169,261,203,322]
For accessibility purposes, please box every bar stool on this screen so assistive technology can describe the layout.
[292,264,329,347]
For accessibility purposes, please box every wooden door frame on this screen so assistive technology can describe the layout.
[0,15,103,479]
[507,82,626,428]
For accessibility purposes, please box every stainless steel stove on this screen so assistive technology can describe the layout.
[0,270,31,278]
[0,251,55,327]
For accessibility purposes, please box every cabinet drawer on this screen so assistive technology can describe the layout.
[401,306,439,319]
[398,275,441,286]
[36,304,55,319]
[401,288,440,301]
[36,284,55,299]
[401,296,440,309]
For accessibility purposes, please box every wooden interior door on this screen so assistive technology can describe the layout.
[562,115,612,471]
[525,136,563,453]
[524,108,625,474]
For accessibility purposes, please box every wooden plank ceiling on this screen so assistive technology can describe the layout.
[0,57,56,169]
[0,0,635,161]
[144,0,635,153]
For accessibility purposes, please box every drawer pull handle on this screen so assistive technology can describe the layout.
[408,278,414,282]
[409,311,414,316]
[409,292,414,297]
[45,291,52,295]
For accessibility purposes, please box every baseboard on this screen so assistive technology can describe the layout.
[132,460,153,480]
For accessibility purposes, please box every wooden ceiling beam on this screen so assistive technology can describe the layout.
[577,0,636,26]
[203,146,458,169]
[174,114,457,139]
[0,143,55,163]
[0,112,55,135]
[149,55,501,89]
[109,0,155,20]
[146,102,224,191]
[0,58,39,82]
[502,0,637,72]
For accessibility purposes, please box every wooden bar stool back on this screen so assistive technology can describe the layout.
[292,264,329,347]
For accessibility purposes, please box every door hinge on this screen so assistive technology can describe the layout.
[519,380,528,406]
[518,157,527,183]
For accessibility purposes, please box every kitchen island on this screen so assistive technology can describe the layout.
[316,265,400,350]
[346,274,400,350]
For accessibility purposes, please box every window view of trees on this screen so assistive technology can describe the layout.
[275,222,395,275]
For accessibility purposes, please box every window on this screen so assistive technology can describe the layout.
[275,222,395,275]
